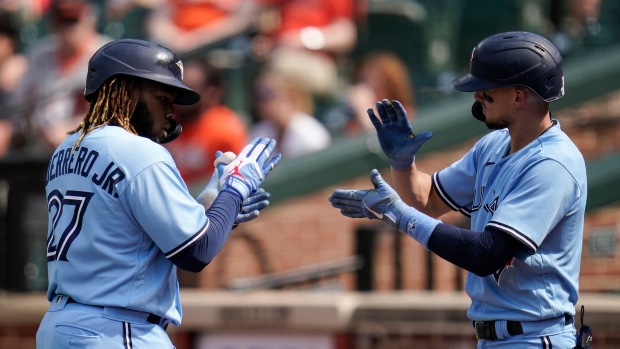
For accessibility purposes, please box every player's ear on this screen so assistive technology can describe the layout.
[513,87,526,107]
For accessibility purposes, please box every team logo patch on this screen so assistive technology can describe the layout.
[492,257,515,285]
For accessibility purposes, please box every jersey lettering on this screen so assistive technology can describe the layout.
[46,147,99,185]
[46,190,94,261]
[472,186,485,212]
[484,196,499,214]
[92,161,126,198]
[62,147,72,175]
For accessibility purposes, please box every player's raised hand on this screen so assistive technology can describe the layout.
[329,169,412,230]
[368,99,433,170]
[219,137,281,200]
[197,151,272,224]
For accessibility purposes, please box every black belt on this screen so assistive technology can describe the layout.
[474,314,572,340]
[474,320,523,340]
[67,297,167,330]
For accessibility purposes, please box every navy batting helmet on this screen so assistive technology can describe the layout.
[84,39,200,105]
[452,31,564,102]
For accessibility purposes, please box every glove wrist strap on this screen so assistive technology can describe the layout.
[221,185,246,202]
[398,208,442,249]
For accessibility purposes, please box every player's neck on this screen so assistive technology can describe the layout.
[507,115,554,155]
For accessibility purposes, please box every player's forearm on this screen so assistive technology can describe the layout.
[170,190,241,272]
[391,165,446,218]
[426,224,523,277]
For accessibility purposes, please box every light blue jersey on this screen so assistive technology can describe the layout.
[44,126,210,325]
[432,120,587,322]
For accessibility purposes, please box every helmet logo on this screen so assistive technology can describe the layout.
[470,47,476,67]
[176,60,184,80]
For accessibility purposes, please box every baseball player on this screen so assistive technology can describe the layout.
[36,39,281,349]
[329,31,587,348]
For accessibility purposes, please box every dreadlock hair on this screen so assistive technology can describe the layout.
[71,75,140,152]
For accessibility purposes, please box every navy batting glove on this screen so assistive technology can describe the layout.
[220,137,281,200]
[235,188,271,224]
[368,99,432,170]
[328,169,413,230]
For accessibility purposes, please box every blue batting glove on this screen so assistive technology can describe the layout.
[219,137,281,200]
[328,169,412,230]
[199,151,272,224]
[368,99,433,170]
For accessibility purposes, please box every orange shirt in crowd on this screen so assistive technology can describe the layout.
[260,0,354,37]
[166,105,249,185]
[170,0,243,31]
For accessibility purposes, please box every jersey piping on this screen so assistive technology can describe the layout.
[433,172,472,217]
[164,219,210,258]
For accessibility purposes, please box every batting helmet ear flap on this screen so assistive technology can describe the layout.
[160,120,182,144]
[471,101,485,122]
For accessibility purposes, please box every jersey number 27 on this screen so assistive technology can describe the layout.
[46,190,94,262]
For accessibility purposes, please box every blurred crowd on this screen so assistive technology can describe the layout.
[0,0,618,187]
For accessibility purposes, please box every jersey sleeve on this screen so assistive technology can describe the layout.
[432,146,479,217]
[486,159,582,254]
[119,161,210,257]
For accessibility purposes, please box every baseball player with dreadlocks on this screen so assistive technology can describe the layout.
[36,39,281,349]
[329,32,588,348]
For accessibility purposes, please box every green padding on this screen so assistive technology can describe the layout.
[585,153,620,211]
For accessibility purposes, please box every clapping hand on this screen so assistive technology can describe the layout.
[368,99,432,170]
[219,137,281,200]
[329,169,412,230]
[198,151,273,225]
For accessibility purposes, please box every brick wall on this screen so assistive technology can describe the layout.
[0,326,37,349]
[581,204,620,292]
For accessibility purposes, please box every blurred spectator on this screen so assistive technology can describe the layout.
[253,0,357,99]
[145,0,258,55]
[346,51,416,136]
[549,0,620,56]
[1,0,50,24]
[165,59,249,185]
[0,10,27,108]
[101,0,163,40]
[12,0,111,152]
[250,68,331,158]
[324,51,416,137]
[0,10,27,157]
[566,0,602,32]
